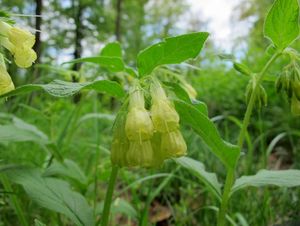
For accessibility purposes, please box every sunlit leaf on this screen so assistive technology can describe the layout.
[175,100,240,170]
[137,32,209,76]
[100,42,122,58]
[264,0,300,49]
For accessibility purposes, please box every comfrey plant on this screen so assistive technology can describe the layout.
[0,0,300,225]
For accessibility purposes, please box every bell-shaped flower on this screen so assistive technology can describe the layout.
[150,80,179,133]
[126,140,153,167]
[14,46,37,68]
[125,107,154,141]
[161,130,187,158]
[8,27,35,48]
[0,64,15,95]
[151,99,179,133]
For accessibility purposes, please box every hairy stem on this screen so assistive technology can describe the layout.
[100,165,119,226]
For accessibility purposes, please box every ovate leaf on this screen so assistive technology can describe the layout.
[175,157,222,199]
[0,80,125,99]
[100,42,122,58]
[5,168,94,226]
[175,100,240,169]
[63,56,125,72]
[231,169,300,194]
[137,32,209,76]
[264,0,300,49]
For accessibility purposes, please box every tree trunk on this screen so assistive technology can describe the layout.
[72,0,84,73]
[115,0,122,42]
[33,0,43,63]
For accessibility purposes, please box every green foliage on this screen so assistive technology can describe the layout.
[175,100,240,170]
[264,0,300,49]
[4,168,95,226]
[175,157,222,199]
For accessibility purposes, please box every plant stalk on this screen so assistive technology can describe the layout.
[100,165,119,226]
[217,52,281,226]
[217,169,234,226]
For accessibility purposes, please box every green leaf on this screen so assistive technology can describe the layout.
[0,80,125,99]
[175,157,222,199]
[63,56,125,72]
[5,168,94,226]
[100,42,122,58]
[264,0,300,49]
[174,100,240,169]
[137,32,209,76]
[44,159,88,185]
[231,169,300,194]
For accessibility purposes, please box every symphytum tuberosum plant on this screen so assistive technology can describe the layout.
[1,0,300,225]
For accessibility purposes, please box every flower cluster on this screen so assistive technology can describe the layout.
[0,20,37,95]
[276,62,300,115]
[0,21,37,68]
[111,79,186,168]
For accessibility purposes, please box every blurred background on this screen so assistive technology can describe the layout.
[0,0,300,225]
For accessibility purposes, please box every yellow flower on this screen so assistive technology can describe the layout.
[0,64,15,95]
[126,140,153,167]
[150,80,179,133]
[14,46,37,68]
[151,99,179,133]
[161,130,187,158]
[8,27,35,49]
[125,107,154,141]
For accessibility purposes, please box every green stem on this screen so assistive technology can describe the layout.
[1,174,29,226]
[216,52,281,226]
[217,169,234,226]
[237,52,281,148]
[100,165,119,226]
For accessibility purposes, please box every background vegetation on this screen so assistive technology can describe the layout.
[0,0,300,225]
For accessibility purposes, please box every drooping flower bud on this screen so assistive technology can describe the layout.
[161,130,187,158]
[125,84,154,141]
[150,80,179,133]
[111,112,129,167]
[126,140,153,167]
[0,55,14,95]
